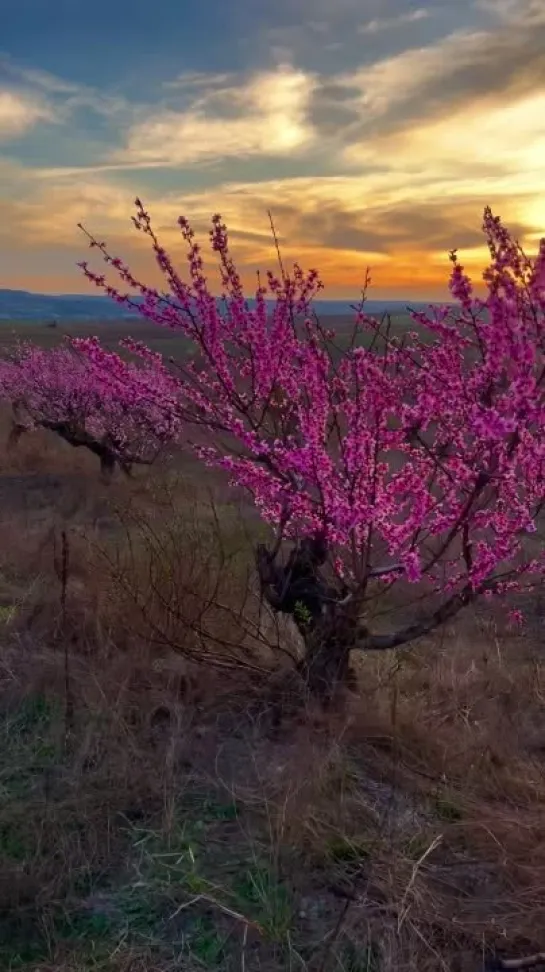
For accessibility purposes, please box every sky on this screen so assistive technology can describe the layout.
[0,0,544,300]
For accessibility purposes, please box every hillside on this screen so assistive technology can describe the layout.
[0,288,443,321]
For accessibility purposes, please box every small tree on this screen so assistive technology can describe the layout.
[70,202,545,699]
[8,203,545,700]
[0,339,183,477]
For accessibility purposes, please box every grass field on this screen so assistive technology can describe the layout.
[0,318,196,360]
[0,311,419,355]
[0,317,544,972]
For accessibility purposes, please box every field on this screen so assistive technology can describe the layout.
[0,316,544,972]
[0,311,419,352]
[0,318,197,359]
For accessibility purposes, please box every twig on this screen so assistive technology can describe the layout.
[268,210,286,284]
[397,834,442,931]
[241,922,248,972]
[316,897,353,972]
[54,529,74,736]
[169,892,263,935]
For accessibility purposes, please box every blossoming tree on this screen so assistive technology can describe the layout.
[3,201,545,698]
[0,339,183,477]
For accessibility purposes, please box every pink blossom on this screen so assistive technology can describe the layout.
[507,609,525,628]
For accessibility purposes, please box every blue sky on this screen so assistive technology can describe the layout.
[1,0,544,297]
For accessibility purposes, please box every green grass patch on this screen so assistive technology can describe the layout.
[432,792,463,822]
[339,940,381,971]
[0,692,64,799]
[324,835,375,865]
[0,604,16,624]
[233,863,294,941]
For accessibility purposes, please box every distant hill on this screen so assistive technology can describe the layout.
[0,289,445,322]
[0,290,140,321]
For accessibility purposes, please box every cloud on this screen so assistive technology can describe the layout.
[2,158,541,297]
[474,0,545,25]
[342,26,532,126]
[0,56,132,125]
[296,14,545,173]
[0,89,57,138]
[341,85,545,194]
[0,169,139,246]
[358,8,431,34]
[113,64,318,166]
[162,71,233,91]
[14,161,538,262]
[8,5,543,176]
[0,58,81,95]
[107,9,545,173]
[290,200,488,254]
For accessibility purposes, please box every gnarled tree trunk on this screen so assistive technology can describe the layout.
[256,532,477,709]
[296,602,362,702]
[256,536,363,705]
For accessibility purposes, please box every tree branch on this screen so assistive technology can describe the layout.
[362,585,474,652]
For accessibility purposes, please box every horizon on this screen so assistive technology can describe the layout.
[0,286,445,305]
[0,287,451,319]
[1,0,544,299]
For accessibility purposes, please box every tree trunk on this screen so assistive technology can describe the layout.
[99,452,116,480]
[296,604,360,704]
[255,538,364,708]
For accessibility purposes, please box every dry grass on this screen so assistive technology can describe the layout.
[0,418,544,971]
